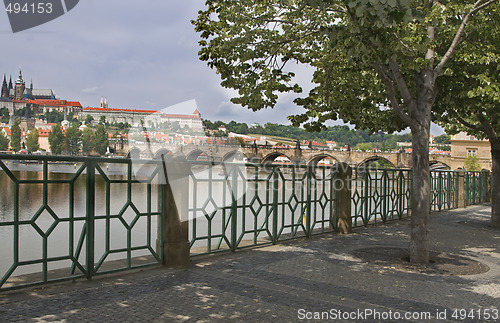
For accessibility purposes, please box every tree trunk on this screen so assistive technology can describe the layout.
[410,125,431,263]
[408,68,433,264]
[491,145,500,228]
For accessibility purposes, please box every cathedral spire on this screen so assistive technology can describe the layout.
[16,69,24,84]
[1,75,8,98]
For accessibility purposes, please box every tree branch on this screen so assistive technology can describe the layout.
[373,63,414,126]
[476,112,499,143]
[456,115,482,131]
[434,0,499,79]
[388,60,416,109]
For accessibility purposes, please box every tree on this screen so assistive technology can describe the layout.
[433,7,500,227]
[99,115,107,126]
[81,127,95,155]
[10,119,21,152]
[94,125,109,156]
[45,110,64,123]
[194,0,498,263]
[0,107,9,124]
[65,123,81,155]
[0,131,9,151]
[25,129,39,152]
[433,134,451,145]
[464,155,482,172]
[85,115,94,125]
[48,123,65,155]
[355,142,373,152]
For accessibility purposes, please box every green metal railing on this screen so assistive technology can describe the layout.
[189,162,337,255]
[0,153,492,291]
[351,168,412,227]
[465,171,489,206]
[430,170,459,211]
[0,154,162,291]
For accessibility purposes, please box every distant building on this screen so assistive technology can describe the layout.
[1,70,55,101]
[1,70,81,116]
[80,107,204,132]
[451,132,491,170]
[326,141,337,149]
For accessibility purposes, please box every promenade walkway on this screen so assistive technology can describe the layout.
[1,205,498,322]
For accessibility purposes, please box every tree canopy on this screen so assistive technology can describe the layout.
[10,119,21,152]
[194,0,496,132]
[0,131,9,151]
[48,123,66,155]
[26,129,40,152]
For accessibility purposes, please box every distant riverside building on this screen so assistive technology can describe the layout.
[451,132,491,170]
[80,107,204,132]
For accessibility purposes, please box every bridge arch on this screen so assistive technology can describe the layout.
[430,161,451,170]
[186,149,211,162]
[357,156,396,169]
[261,152,293,165]
[222,150,248,163]
[127,147,141,159]
[153,149,173,160]
[306,154,338,166]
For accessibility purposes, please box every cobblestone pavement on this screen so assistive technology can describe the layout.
[1,205,499,322]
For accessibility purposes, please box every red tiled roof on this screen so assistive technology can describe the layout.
[37,129,51,137]
[32,99,67,106]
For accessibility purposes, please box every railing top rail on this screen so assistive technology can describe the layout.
[0,153,132,164]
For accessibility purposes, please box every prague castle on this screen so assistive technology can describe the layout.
[0,70,82,118]
[1,70,55,101]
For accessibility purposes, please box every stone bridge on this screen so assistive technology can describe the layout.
[115,142,457,169]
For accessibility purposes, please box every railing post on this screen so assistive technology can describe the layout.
[230,163,238,251]
[482,169,490,203]
[85,159,95,279]
[485,169,491,203]
[457,168,466,209]
[272,168,279,244]
[160,156,191,268]
[306,165,312,237]
[334,163,352,234]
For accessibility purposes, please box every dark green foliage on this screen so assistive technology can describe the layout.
[10,119,21,152]
[65,124,81,155]
[48,123,65,155]
[0,131,9,151]
[25,129,39,152]
[204,120,411,148]
[94,125,109,156]
[81,127,95,155]
[0,107,9,123]
[45,110,64,124]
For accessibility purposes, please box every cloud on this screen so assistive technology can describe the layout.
[81,87,98,94]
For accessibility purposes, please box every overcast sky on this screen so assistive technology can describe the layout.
[0,1,444,134]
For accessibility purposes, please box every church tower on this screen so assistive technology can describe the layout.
[1,75,8,98]
[100,96,108,108]
[14,69,25,100]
